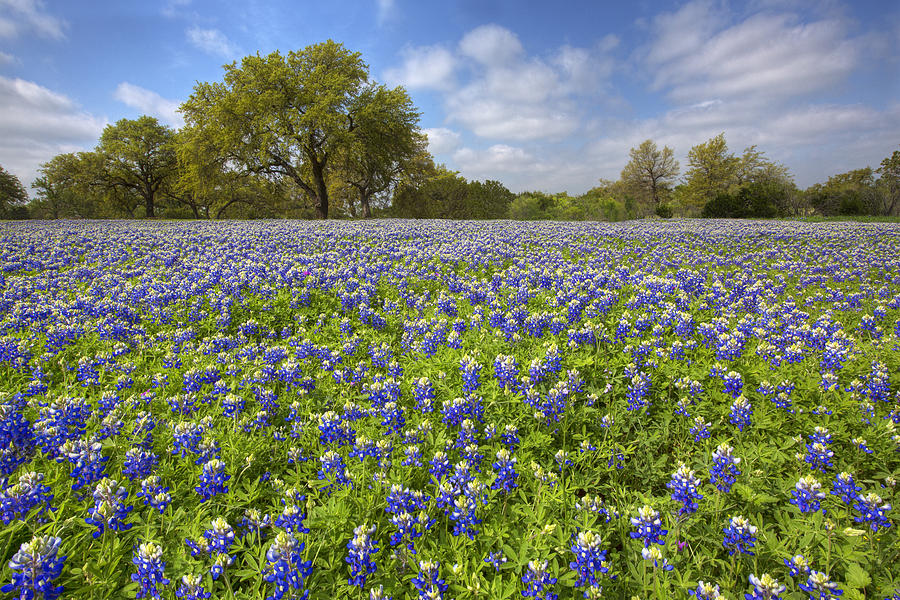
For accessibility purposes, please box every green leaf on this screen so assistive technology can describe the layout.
[844,563,871,589]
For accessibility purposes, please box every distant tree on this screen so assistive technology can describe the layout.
[468,180,515,219]
[0,164,28,217]
[875,148,900,216]
[181,41,424,220]
[97,116,177,218]
[683,133,739,209]
[508,195,546,220]
[807,168,876,216]
[620,139,679,210]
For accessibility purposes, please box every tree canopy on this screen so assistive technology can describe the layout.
[620,139,679,211]
[0,164,29,218]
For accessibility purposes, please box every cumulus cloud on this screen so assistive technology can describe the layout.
[113,82,183,127]
[0,0,65,39]
[384,45,457,90]
[643,1,863,104]
[0,75,105,188]
[458,24,523,67]
[186,26,239,58]
[423,127,461,155]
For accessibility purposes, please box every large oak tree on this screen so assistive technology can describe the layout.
[179,41,423,219]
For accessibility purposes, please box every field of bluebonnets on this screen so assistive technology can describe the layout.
[1,218,899,600]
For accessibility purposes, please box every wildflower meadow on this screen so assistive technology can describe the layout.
[1,219,898,600]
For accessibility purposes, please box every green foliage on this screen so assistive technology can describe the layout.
[0,164,28,217]
[620,139,679,209]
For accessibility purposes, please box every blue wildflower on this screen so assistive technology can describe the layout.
[346,523,379,588]
[723,515,758,555]
[521,559,558,600]
[2,535,66,600]
[131,541,169,599]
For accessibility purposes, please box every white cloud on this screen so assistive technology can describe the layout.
[186,26,238,58]
[0,75,105,189]
[113,82,183,128]
[384,45,457,90]
[458,24,523,67]
[0,0,65,39]
[423,127,461,155]
[0,50,14,64]
[453,144,538,174]
[643,2,863,104]
[375,0,394,26]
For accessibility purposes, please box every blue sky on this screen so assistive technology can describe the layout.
[1,0,898,194]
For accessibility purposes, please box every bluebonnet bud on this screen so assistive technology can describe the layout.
[521,559,557,600]
[123,447,158,481]
[131,541,169,599]
[238,508,272,539]
[346,523,378,587]
[723,371,743,397]
[722,515,757,555]
[2,535,66,600]
[411,560,449,600]
[745,573,786,600]
[460,355,482,394]
[318,450,351,493]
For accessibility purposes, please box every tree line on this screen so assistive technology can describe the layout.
[0,40,897,221]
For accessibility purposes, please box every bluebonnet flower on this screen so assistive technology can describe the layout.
[730,396,753,431]
[137,476,171,513]
[61,439,108,491]
[131,541,169,599]
[554,450,573,471]
[852,493,892,532]
[641,546,673,571]
[668,463,703,516]
[831,472,861,505]
[625,367,651,411]
[368,584,391,600]
[123,447,158,481]
[630,505,667,547]
[275,503,309,535]
[402,445,423,467]
[690,416,711,442]
[460,355,482,394]
[689,581,726,599]
[492,448,519,493]
[723,371,744,397]
[318,450,351,493]
[799,571,843,600]
[790,476,826,514]
[263,531,312,600]
[521,560,557,600]
[195,459,229,501]
[568,531,608,589]
[412,560,449,600]
[449,493,482,539]
[723,515,758,555]
[429,451,451,481]
[238,508,272,539]
[388,510,432,552]
[0,471,55,524]
[494,354,519,390]
[485,550,507,571]
[346,523,379,587]
[851,437,872,454]
[804,442,834,474]
[175,573,211,600]
[745,573,786,600]
[709,443,741,493]
[785,554,811,577]
[412,377,435,413]
[85,478,133,538]
[385,485,428,515]
[2,535,66,600]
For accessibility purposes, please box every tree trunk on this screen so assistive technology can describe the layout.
[360,191,372,219]
[145,191,155,218]
[311,160,329,219]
